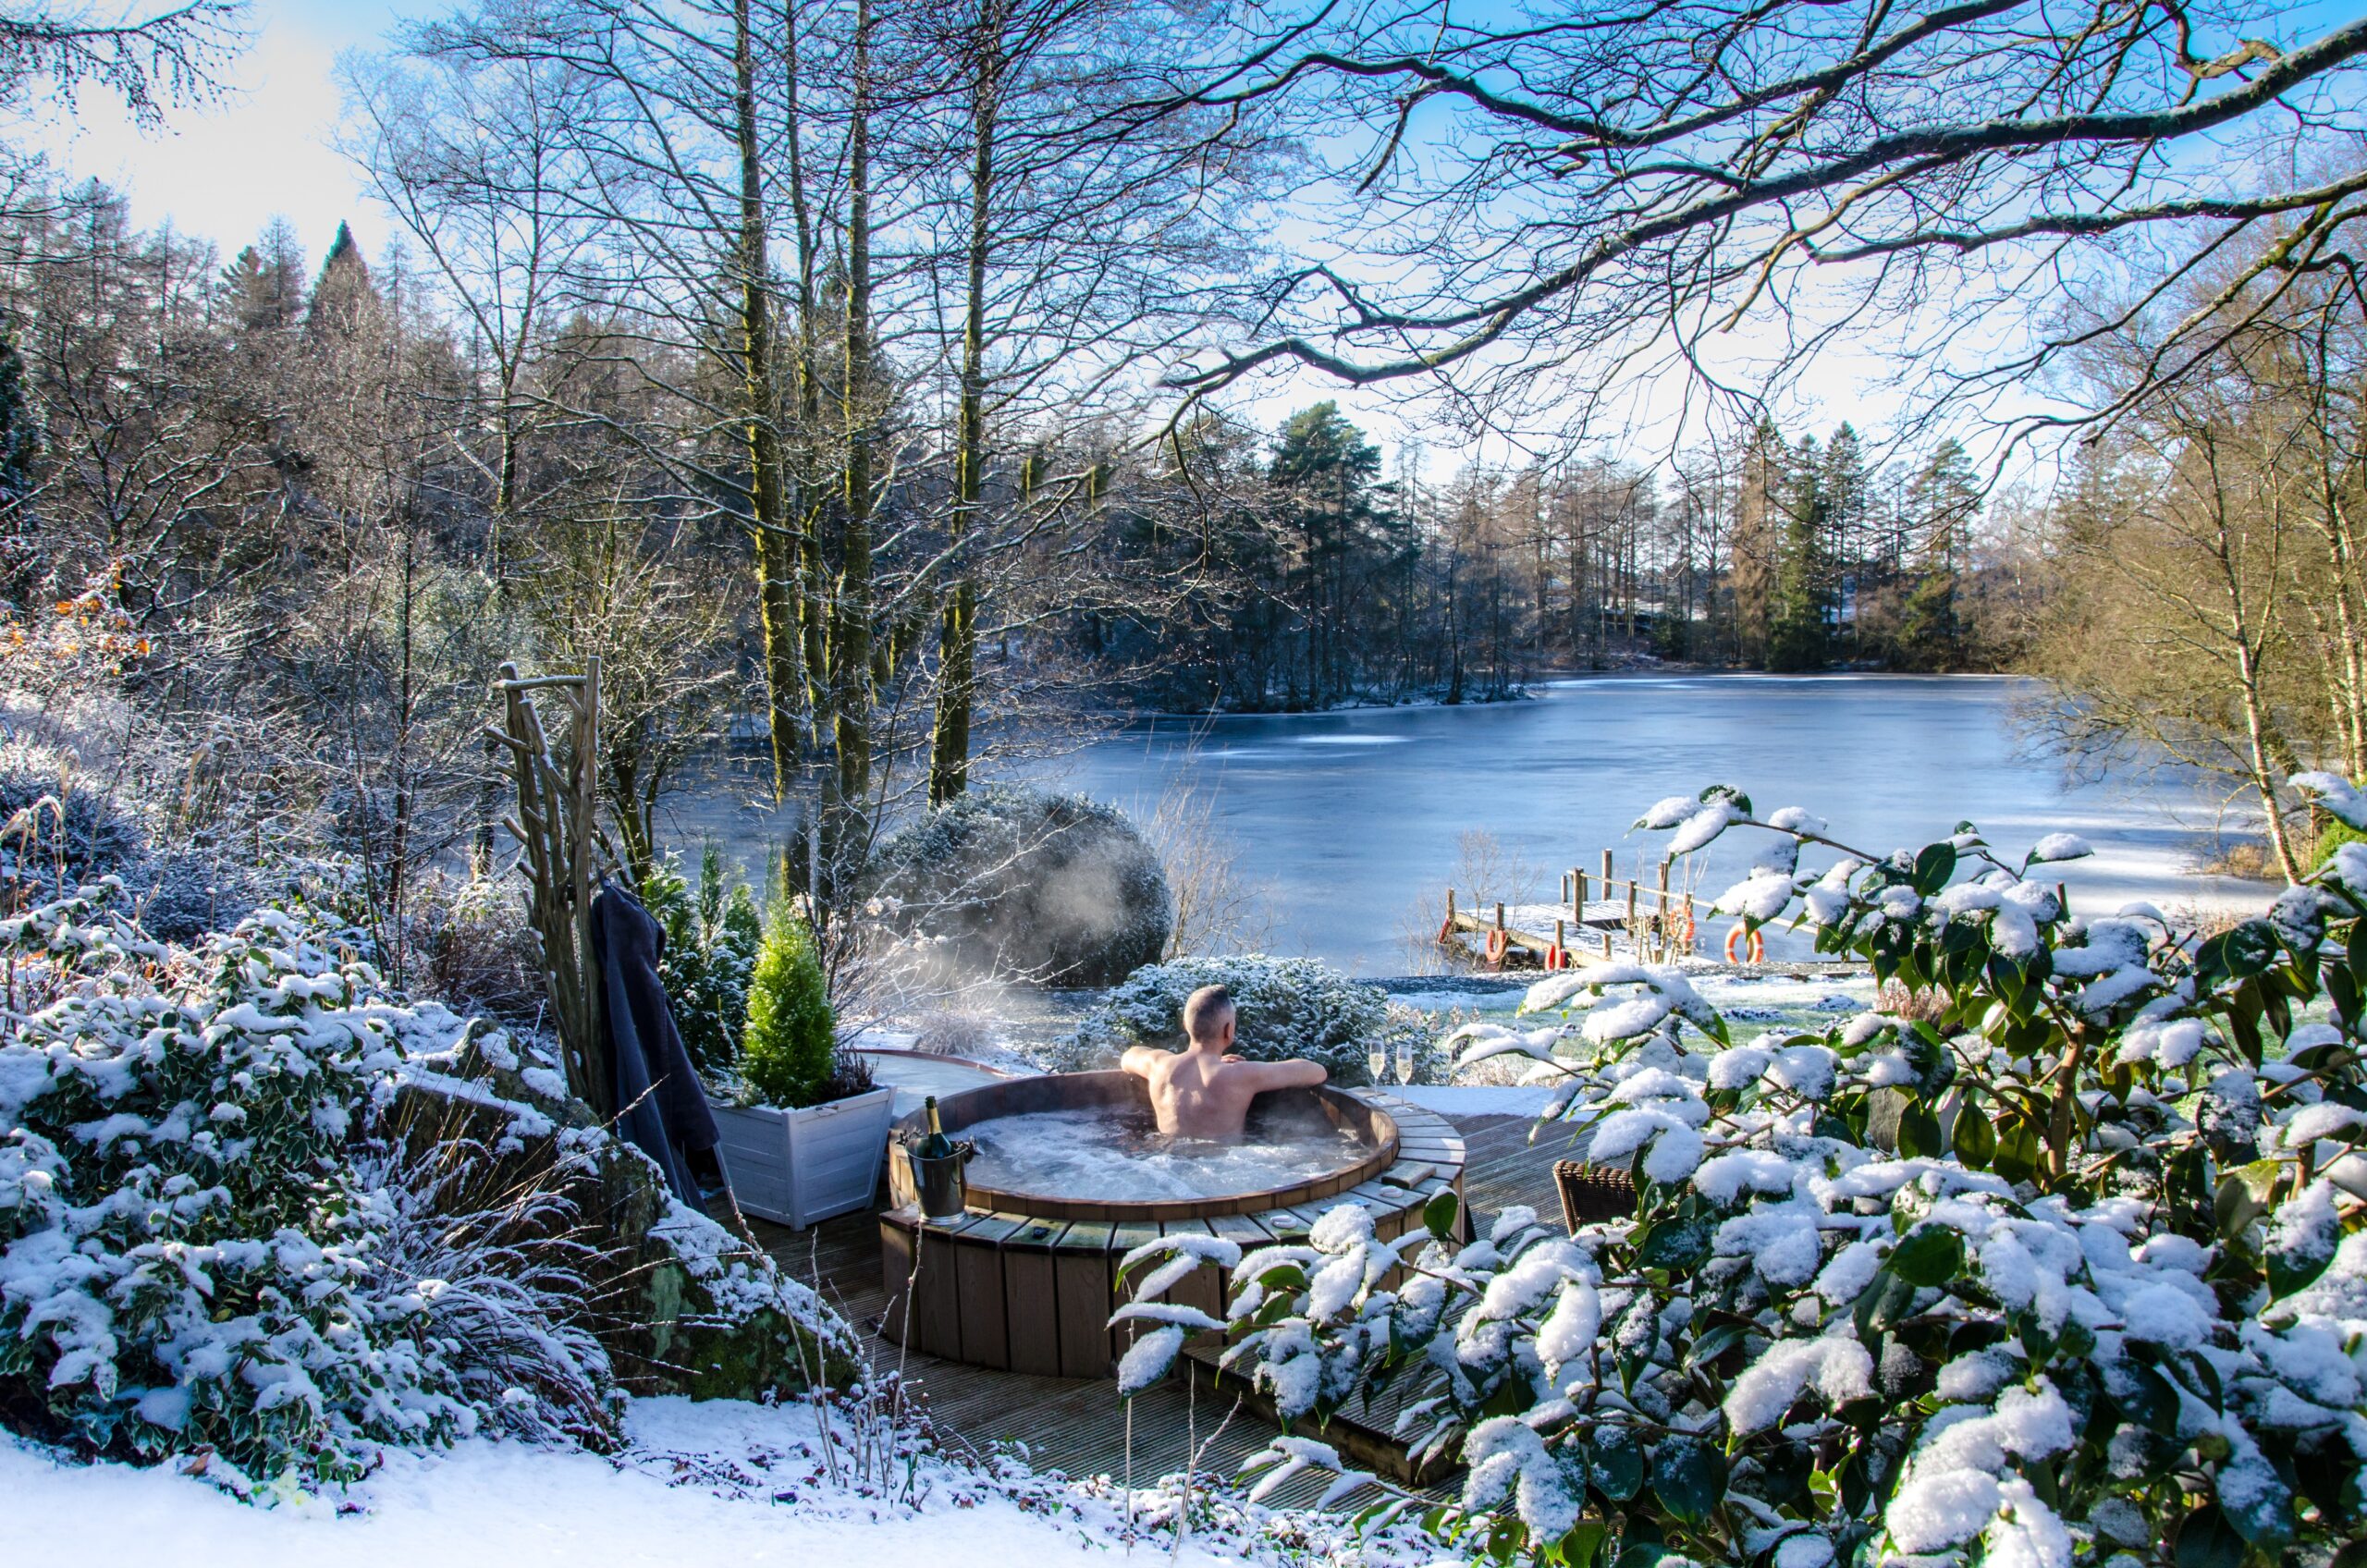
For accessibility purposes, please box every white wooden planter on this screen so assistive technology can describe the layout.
[711,1086,896,1229]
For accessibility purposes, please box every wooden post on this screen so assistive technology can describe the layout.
[1554,916,1566,960]
[1494,900,1506,930]
[1601,848,1613,888]
[490,661,609,1115]
[1445,887,1457,929]
[1656,862,1671,960]
[1575,869,1588,914]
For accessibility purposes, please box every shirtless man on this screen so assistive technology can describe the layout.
[1122,985,1329,1139]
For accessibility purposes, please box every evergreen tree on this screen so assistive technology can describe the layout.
[1820,423,1870,654]
[1896,437,1982,665]
[304,221,377,341]
[1268,403,1397,705]
[739,898,837,1109]
[219,218,306,337]
[1766,434,1832,670]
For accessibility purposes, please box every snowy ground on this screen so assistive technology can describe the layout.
[0,1399,1294,1568]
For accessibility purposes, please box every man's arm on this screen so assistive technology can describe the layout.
[1120,1045,1170,1079]
[1242,1058,1328,1091]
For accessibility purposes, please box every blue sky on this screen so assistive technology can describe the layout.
[26,1,441,265]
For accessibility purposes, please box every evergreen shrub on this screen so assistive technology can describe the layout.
[738,902,840,1109]
[1121,781,2367,1568]
[642,844,763,1082]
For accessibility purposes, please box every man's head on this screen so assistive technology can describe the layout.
[1181,985,1236,1052]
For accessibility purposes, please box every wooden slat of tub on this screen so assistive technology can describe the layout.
[999,1213,1066,1378]
[1052,1220,1116,1378]
[914,1212,991,1359]
[953,1212,1031,1370]
[878,1211,916,1345]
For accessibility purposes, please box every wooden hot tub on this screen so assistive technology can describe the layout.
[878,1072,1466,1378]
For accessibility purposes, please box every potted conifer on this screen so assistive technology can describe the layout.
[708,902,895,1228]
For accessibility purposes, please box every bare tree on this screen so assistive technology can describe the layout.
[1152,2,2367,447]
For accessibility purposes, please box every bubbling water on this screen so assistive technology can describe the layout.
[962,1105,1371,1202]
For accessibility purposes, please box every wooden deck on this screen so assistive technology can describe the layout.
[746,1108,1578,1504]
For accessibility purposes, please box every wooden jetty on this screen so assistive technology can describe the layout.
[1439,849,1716,969]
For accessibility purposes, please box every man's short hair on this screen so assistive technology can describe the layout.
[1182,985,1235,1042]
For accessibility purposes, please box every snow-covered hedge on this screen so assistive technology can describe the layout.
[0,884,859,1497]
[1059,954,1431,1086]
[0,888,483,1491]
[866,785,1171,986]
[1119,783,2367,1568]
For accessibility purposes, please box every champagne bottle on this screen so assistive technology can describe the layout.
[917,1096,954,1161]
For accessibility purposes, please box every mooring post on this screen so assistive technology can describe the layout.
[1495,900,1506,931]
[1574,869,1588,915]
[1656,863,1672,960]
[1601,848,1614,888]
[1555,916,1566,960]
[1444,887,1457,941]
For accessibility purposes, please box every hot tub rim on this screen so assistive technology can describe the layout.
[889,1069,1401,1223]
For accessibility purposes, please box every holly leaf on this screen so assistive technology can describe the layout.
[1424,1189,1461,1242]
[1889,1223,1965,1288]
[1648,1435,1726,1525]
[1953,1099,1997,1168]
[1912,842,1957,895]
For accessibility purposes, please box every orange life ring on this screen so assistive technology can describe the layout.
[1724,925,1765,964]
[1544,943,1570,971]
[1484,928,1511,967]
[1678,910,1698,949]
[1437,915,1456,946]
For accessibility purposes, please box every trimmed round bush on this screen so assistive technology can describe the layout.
[867,785,1171,986]
[1061,954,1389,1084]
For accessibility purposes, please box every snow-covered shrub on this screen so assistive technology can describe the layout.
[0,884,862,1496]
[0,888,476,1492]
[642,846,762,1082]
[866,785,1171,986]
[1120,783,2367,1568]
[1061,954,1391,1085]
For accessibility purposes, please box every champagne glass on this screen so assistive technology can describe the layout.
[1396,1039,1417,1086]
[1367,1043,1390,1084]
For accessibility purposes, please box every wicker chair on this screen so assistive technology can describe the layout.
[1553,1160,1637,1231]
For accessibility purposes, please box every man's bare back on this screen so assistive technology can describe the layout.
[1121,985,1328,1139]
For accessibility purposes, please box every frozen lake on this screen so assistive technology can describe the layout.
[666,673,2274,977]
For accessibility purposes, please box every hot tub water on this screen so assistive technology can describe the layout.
[962,1105,1370,1204]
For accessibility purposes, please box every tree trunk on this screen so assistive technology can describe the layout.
[829,0,877,872]
[732,0,803,802]
[929,0,1000,805]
